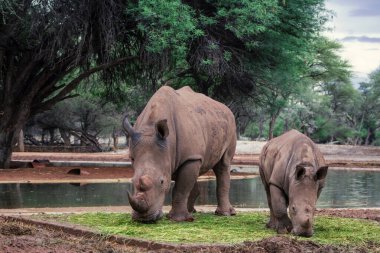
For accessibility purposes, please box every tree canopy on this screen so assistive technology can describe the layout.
[1,0,378,169]
[1,0,136,167]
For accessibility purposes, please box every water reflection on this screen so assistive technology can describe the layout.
[0,170,379,209]
[318,170,380,208]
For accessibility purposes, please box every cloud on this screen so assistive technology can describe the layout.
[340,36,380,43]
[350,8,380,17]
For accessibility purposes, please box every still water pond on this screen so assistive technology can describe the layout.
[1,170,380,209]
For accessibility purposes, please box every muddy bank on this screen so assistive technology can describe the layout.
[10,140,380,169]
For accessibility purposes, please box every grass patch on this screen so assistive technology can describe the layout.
[37,212,380,245]
[312,216,380,245]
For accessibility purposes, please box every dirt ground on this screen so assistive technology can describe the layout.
[1,209,380,253]
[0,216,137,253]
[0,165,256,183]
[0,166,134,183]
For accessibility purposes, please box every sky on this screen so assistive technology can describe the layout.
[324,0,380,85]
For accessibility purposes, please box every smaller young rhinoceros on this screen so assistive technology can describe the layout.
[259,130,328,237]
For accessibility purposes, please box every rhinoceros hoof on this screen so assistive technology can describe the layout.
[266,220,276,229]
[276,220,293,234]
[215,206,236,216]
[167,212,194,222]
[277,227,289,234]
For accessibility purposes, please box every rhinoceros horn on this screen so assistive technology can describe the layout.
[123,117,135,137]
[127,191,149,213]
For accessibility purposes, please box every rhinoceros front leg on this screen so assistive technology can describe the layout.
[269,184,292,234]
[213,162,236,216]
[187,181,200,213]
[259,170,276,229]
[168,160,201,222]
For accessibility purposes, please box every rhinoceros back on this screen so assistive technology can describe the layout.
[135,86,236,173]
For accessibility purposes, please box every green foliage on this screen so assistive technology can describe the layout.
[33,96,123,144]
[216,0,279,40]
[244,122,262,139]
[0,0,19,24]
[5,0,379,148]
[358,67,380,145]
[312,116,335,143]
[243,118,286,139]
[375,132,380,146]
[310,38,351,84]
[38,212,380,246]
[129,0,201,54]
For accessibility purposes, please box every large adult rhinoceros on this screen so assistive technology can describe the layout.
[259,130,328,237]
[123,86,237,222]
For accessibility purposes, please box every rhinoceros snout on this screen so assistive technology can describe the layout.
[131,209,163,223]
[291,216,314,237]
[291,226,314,237]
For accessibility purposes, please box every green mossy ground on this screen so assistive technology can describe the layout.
[38,212,380,246]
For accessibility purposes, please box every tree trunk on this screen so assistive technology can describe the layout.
[59,128,71,146]
[258,116,264,139]
[268,114,277,140]
[1,125,27,168]
[112,131,119,151]
[284,117,289,133]
[18,129,25,152]
[0,99,31,168]
[41,129,47,144]
[0,131,15,169]
[49,128,55,145]
[365,128,375,145]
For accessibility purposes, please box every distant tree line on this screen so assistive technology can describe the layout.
[1,0,379,168]
[30,66,380,149]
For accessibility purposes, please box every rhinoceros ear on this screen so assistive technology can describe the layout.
[295,165,306,180]
[156,119,169,139]
[123,117,135,137]
[316,166,328,181]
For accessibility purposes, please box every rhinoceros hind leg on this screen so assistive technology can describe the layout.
[213,159,236,216]
[269,185,292,234]
[187,181,200,213]
[168,160,201,222]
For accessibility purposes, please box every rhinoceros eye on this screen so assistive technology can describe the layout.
[295,165,306,180]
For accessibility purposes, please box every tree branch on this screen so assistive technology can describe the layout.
[38,56,137,110]
[32,94,79,114]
